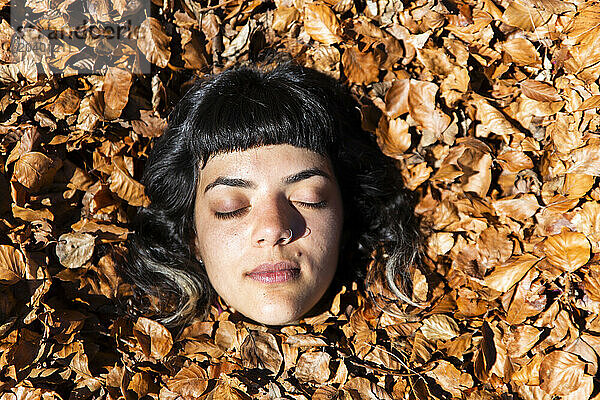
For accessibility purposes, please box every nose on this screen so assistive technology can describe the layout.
[251,196,299,247]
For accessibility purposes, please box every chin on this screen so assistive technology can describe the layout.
[245,300,307,326]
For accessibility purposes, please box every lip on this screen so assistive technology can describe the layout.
[247,261,301,284]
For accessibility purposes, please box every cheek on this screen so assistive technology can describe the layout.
[306,210,343,258]
[194,213,241,264]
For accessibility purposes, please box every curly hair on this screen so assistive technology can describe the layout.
[120,62,420,327]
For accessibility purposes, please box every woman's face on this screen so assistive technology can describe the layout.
[193,144,344,325]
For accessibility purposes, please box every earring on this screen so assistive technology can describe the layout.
[281,229,293,244]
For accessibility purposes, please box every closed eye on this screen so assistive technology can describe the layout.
[296,200,327,209]
[214,201,327,220]
[214,207,249,220]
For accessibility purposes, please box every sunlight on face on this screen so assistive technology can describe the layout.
[193,144,344,325]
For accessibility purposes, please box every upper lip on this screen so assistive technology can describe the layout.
[247,261,300,275]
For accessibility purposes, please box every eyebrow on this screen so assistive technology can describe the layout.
[203,168,330,194]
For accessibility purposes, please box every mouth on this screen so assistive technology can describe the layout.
[247,261,301,284]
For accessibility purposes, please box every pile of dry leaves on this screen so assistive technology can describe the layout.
[2,0,600,398]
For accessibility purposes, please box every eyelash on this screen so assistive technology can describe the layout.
[213,201,327,220]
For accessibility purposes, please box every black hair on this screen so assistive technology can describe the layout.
[120,62,421,327]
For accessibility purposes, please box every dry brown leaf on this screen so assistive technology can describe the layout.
[221,20,254,58]
[103,67,133,120]
[472,96,521,139]
[504,325,542,358]
[506,269,547,325]
[583,268,600,302]
[512,353,544,386]
[539,351,589,396]
[240,330,282,374]
[547,114,583,154]
[13,152,62,192]
[138,17,171,68]
[492,193,540,221]
[543,230,590,272]
[420,314,459,341]
[385,79,410,118]
[426,232,454,259]
[425,360,474,397]
[502,1,547,31]
[503,38,542,67]
[109,159,150,207]
[408,80,451,142]
[295,351,331,383]
[520,80,561,102]
[285,334,328,348]
[341,47,379,85]
[460,149,493,197]
[128,372,151,398]
[12,205,54,222]
[303,3,342,45]
[484,254,540,293]
[166,363,208,398]
[375,117,411,158]
[312,385,339,400]
[342,376,393,400]
[273,7,300,33]
[567,145,600,175]
[0,245,27,284]
[44,87,80,120]
[131,110,167,138]
[401,161,432,191]
[133,317,173,360]
[576,95,600,111]
[210,379,251,400]
[561,173,594,199]
[55,233,95,269]
[570,202,600,251]
[215,321,239,352]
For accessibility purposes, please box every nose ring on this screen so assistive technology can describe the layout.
[281,229,293,244]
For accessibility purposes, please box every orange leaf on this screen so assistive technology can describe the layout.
[503,38,541,67]
[295,351,331,383]
[138,17,171,68]
[385,79,410,118]
[108,158,150,207]
[375,117,411,158]
[493,193,540,221]
[44,87,80,120]
[240,330,283,374]
[13,152,62,192]
[576,95,600,111]
[484,254,540,293]
[341,47,379,85]
[520,80,561,102]
[0,245,26,284]
[133,317,173,360]
[303,3,341,45]
[540,351,588,396]
[544,230,591,272]
[408,80,451,140]
[567,144,600,175]
[103,67,133,120]
[166,363,208,398]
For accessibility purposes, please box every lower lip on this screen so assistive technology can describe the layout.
[247,269,301,283]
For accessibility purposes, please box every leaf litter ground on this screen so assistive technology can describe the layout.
[1,0,600,398]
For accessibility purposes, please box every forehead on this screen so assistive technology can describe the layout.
[198,144,334,185]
